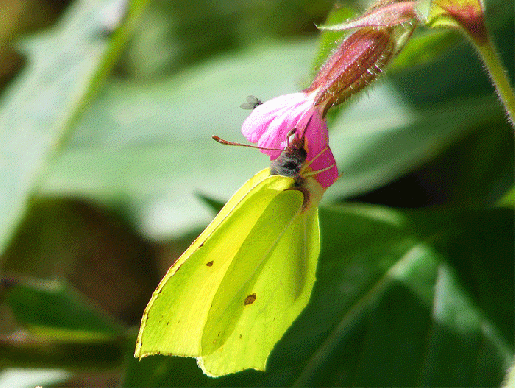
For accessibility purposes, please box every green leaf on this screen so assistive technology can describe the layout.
[389,29,460,73]
[0,0,149,256]
[326,94,506,201]
[498,187,515,208]
[1,277,126,368]
[4,277,123,339]
[429,208,514,342]
[417,263,507,386]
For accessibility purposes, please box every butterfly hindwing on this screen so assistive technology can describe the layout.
[199,198,320,376]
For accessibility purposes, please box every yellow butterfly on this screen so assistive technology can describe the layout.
[135,134,335,377]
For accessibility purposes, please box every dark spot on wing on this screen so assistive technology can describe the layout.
[206,260,214,267]
[244,293,257,306]
[239,334,243,339]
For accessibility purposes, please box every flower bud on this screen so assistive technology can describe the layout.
[306,0,418,115]
[306,27,395,114]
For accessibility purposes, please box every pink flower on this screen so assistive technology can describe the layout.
[241,92,338,188]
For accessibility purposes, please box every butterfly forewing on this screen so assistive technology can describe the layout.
[135,169,295,358]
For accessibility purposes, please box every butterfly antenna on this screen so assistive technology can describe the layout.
[212,136,281,151]
[240,95,263,110]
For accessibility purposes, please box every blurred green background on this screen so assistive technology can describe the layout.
[0,0,513,386]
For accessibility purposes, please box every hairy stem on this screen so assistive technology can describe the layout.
[475,37,515,128]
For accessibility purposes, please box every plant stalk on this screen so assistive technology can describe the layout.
[474,37,515,128]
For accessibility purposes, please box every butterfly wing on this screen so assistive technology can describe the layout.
[198,197,320,376]
[135,169,297,359]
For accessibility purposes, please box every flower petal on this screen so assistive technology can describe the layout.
[241,91,339,188]
[241,92,311,148]
[301,110,338,188]
[308,146,339,188]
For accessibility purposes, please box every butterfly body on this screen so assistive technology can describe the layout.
[270,137,307,178]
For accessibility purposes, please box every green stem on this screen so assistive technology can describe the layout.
[474,37,515,128]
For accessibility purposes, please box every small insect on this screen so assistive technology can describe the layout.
[240,95,263,110]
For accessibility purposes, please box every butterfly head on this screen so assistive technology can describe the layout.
[269,137,306,179]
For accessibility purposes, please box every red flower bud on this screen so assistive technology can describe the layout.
[306,0,418,115]
[306,28,395,115]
